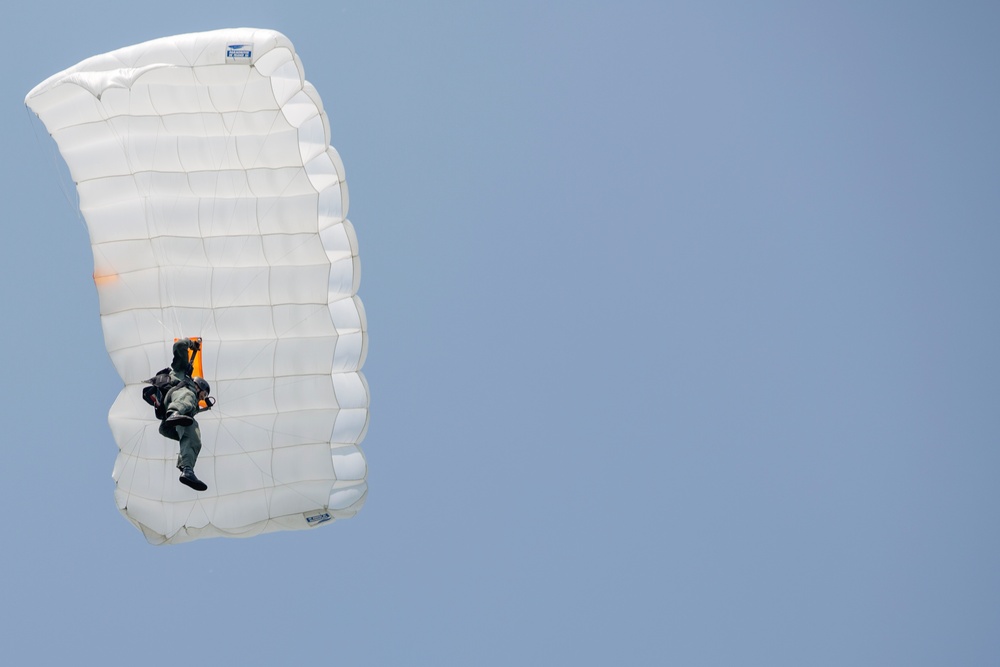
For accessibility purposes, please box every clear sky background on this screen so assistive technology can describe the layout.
[2,2,998,665]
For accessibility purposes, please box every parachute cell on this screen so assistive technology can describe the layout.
[25,28,369,545]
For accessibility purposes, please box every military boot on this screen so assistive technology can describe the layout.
[179,466,208,491]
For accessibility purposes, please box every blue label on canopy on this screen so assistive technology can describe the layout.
[226,43,253,63]
[306,512,332,525]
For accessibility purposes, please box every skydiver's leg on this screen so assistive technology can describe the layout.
[175,420,207,490]
[175,421,202,470]
[168,386,199,416]
[163,386,197,428]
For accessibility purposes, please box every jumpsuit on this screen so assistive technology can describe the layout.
[158,338,204,471]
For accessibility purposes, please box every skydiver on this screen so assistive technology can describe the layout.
[159,337,212,492]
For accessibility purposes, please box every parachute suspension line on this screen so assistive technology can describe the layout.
[94,84,175,339]
[25,106,85,228]
[177,495,202,541]
[96,83,192,529]
[158,107,189,338]
[209,164,306,315]
[204,152,314,416]
[102,69,189,339]
[187,65,260,342]
[208,71,308,344]
[156,79,204,338]
[212,408,332,512]
[215,96,290,326]
[115,422,152,511]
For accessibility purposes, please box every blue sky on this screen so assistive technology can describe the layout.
[2,2,999,665]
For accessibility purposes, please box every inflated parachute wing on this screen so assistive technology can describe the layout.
[25,29,368,545]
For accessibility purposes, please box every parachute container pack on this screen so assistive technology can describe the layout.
[25,29,369,545]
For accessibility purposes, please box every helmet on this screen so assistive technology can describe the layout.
[194,377,211,395]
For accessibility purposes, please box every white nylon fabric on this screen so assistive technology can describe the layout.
[25,29,368,545]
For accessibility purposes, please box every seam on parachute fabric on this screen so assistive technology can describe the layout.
[92,230,336,245]
[95,300,327,317]
[50,108,303,133]
[75,164,320,185]
[106,334,338,356]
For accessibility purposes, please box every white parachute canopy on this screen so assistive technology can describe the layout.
[25,29,369,545]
